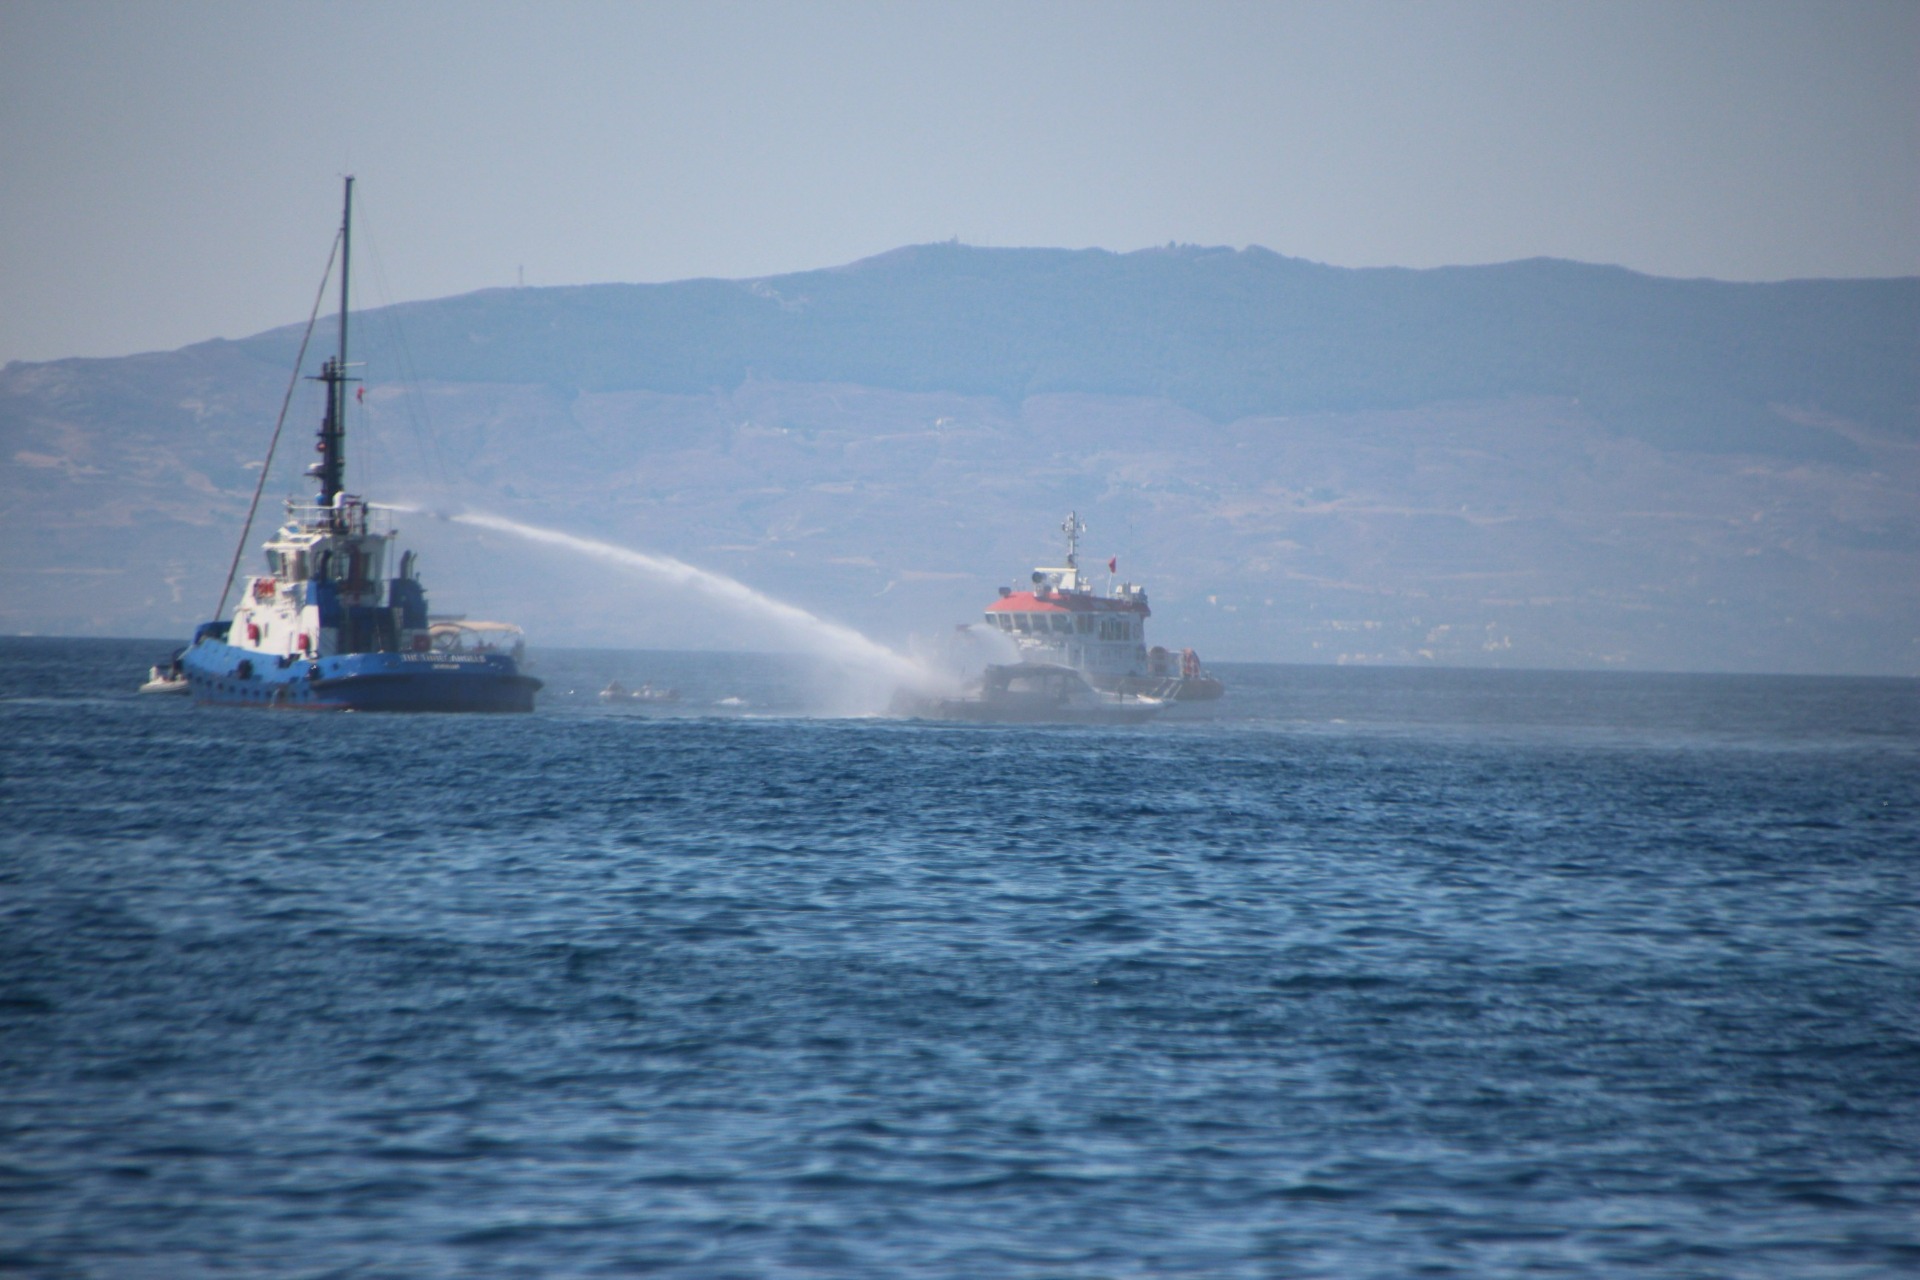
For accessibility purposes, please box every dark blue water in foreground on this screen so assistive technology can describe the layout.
[3,638,1916,1278]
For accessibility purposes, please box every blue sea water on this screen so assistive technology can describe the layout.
[2,636,1916,1278]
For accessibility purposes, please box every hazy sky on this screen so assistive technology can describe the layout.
[3,0,1915,367]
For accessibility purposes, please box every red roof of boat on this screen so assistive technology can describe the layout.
[986,590,1148,615]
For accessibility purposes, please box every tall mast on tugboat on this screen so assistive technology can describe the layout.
[314,175,353,529]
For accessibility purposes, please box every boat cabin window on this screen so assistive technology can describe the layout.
[269,550,309,580]
[1076,615,1092,633]
[1050,615,1071,633]
[326,542,386,585]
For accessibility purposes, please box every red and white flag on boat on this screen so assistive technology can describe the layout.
[1107,556,1117,574]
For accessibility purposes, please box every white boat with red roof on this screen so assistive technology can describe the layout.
[980,513,1225,707]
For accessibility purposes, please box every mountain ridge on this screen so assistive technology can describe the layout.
[3,244,1915,673]
[206,244,1917,462]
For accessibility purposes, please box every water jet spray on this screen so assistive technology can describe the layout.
[448,511,952,703]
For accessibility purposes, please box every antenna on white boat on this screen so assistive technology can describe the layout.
[1061,511,1085,569]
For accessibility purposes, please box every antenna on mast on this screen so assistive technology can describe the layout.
[312,175,356,527]
[1061,511,1085,569]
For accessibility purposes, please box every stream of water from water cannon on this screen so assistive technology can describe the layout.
[433,510,949,697]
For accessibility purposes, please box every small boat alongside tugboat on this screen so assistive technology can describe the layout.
[138,650,189,695]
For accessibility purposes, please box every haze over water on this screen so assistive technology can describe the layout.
[3,639,1914,1277]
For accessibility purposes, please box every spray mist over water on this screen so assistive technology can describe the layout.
[443,510,950,701]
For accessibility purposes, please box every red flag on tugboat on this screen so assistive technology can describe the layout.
[1108,556,1117,573]
[355,386,365,403]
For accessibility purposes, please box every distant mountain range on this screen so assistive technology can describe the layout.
[4,245,1916,674]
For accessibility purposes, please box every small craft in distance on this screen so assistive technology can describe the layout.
[600,680,680,704]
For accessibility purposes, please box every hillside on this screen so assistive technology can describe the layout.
[232,245,1916,461]
[3,245,1916,673]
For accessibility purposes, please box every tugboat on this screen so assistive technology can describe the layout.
[179,178,541,712]
[979,513,1224,706]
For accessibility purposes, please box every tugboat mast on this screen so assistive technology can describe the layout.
[314,175,354,529]
[1062,510,1084,569]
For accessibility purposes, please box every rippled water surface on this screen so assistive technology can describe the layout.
[3,638,1916,1277]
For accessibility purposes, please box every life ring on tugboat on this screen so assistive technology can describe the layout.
[1181,648,1200,679]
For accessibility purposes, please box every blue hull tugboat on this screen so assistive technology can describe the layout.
[182,179,540,713]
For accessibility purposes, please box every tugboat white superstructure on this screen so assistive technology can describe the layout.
[981,513,1224,705]
[180,178,540,713]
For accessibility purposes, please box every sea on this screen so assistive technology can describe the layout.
[2,636,1915,1279]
